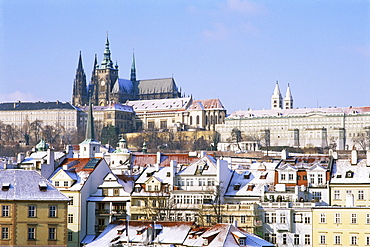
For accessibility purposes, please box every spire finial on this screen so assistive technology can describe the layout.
[130,50,137,81]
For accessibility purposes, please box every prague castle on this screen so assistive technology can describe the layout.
[72,36,181,107]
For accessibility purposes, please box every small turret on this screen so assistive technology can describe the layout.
[284,83,293,109]
[271,81,283,109]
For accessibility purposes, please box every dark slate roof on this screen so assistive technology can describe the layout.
[138,78,178,95]
[0,170,69,201]
[0,101,79,111]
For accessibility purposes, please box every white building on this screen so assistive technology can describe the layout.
[216,83,370,150]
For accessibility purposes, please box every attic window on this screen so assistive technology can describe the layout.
[39,181,47,191]
[345,171,354,178]
[2,183,10,191]
[337,175,342,178]
[239,237,246,245]
[260,173,268,179]
[247,184,255,191]
[234,184,241,190]
[244,173,250,179]
[166,172,171,177]
[117,229,124,235]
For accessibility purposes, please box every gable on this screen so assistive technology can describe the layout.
[51,168,75,181]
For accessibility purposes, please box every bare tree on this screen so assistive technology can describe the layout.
[231,128,243,150]
[352,128,370,150]
[30,119,44,144]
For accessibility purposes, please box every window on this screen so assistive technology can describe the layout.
[282,234,287,244]
[351,235,357,245]
[310,174,315,184]
[147,185,152,191]
[288,174,294,181]
[320,213,326,223]
[1,227,9,240]
[28,227,35,240]
[68,196,74,205]
[304,215,311,224]
[334,235,341,245]
[280,214,286,224]
[366,236,370,245]
[239,238,245,245]
[264,233,270,242]
[335,213,341,224]
[358,190,364,200]
[64,181,68,187]
[28,205,36,217]
[351,213,357,224]
[54,181,59,187]
[334,190,340,200]
[160,120,167,129]
[68,231,73,241]
[68,214,73,223]
[320,234,326,244]
[313,191,322,200]
[102,189,108,196]
[148,121,155,130]
[367,214,370,224]
[264,213,270,223]
[2,205,9,217]
[271,234,276,244]
[49,205,57,218]
[241,215,246,224]
[113,189,119,196]
[154,185,159,191]
[318,174,323,184]
[271,213,276,223]
[281,174,286,181]
[48,227,56,240]
[304,234,310,245]
[294,234,299,245]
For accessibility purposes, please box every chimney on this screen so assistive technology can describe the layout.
[281,149,288,160]
[351,148,358,165]
[17,152,25,163]
[47,148,54,165]
[156,152,161,165]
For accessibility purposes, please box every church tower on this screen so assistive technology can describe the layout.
[79,99,100,158]
[284,83,293,109]
[72,52,88,106]
[95,36,119,106]
[271,81,283,109]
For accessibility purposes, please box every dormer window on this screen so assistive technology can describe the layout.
[54,181,59,187]
[247,184,255,191]
[244,173,250,179]
[2,183,10,191]
[260,173,267,179]
[39,181,47,191]
[239,237,246,246]
[234,184,241,190]
[166,172,170,177]
[346,171,354,178]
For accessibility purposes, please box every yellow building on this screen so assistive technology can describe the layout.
[330,151,370,207]
[312,206,370,246]
[0,170,69,246]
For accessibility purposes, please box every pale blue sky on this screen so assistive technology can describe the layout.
[0,0,369,113]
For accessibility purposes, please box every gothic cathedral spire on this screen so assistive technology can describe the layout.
[271,81,283,109]
[72,51,88,106]
[130,51,136,82]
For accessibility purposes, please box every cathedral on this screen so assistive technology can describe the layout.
[72,37,181,106]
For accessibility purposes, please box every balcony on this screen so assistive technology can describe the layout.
[95,209,127,216]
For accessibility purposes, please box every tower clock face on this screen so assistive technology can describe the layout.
[101,80,106,86]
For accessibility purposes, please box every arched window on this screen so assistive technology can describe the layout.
[196,115,200,125]
[190,116,193,125]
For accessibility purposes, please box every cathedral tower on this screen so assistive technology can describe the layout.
[96,36,119,106]
[271,81,283,109]
[284,83,293,109]
[72,52,88,106]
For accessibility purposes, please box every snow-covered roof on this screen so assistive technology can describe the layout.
[225,162,276,198]
[277,155,332,170]
[177,155,218,176]
[188,99,226,111]
[86,220,194,246]
[79,103,134,113]
[183,223,274,247]
[0,170,69,201]
[228,106,370,119]
[330,158,370,184]
[127,97,191,112]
